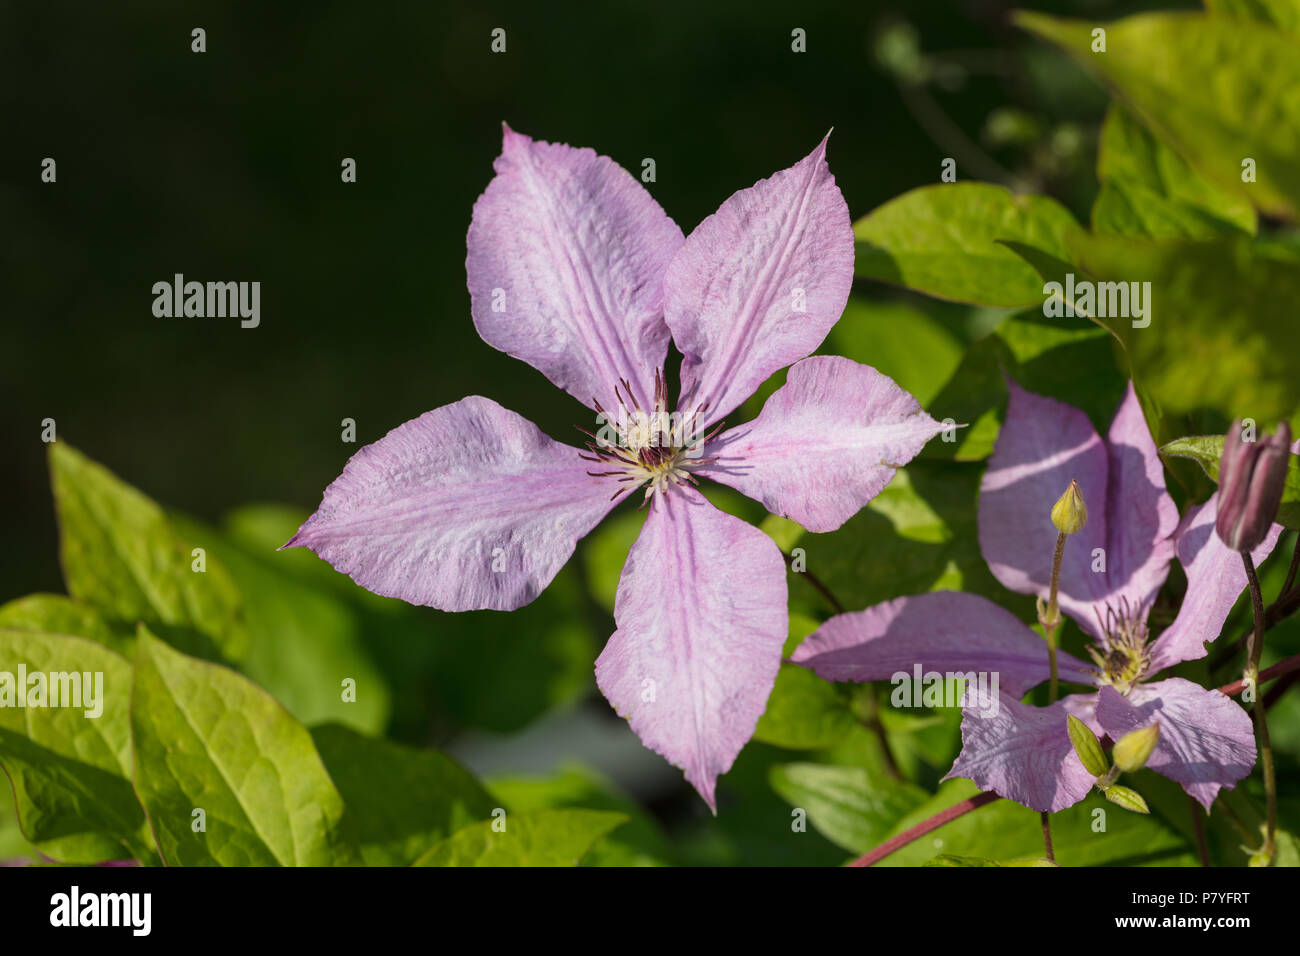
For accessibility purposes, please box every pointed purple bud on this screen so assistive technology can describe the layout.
[1215,420,1292,552]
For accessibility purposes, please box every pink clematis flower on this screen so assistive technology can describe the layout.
[285,126,945,807]
[793,379,1288,812]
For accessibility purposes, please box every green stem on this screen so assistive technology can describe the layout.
[1042,531,1067,704]
[1190,796,1211,867]
[1244,553,1268,680]
[1035,531,1068,863]
[1242,552,1276,865]
[1046,624,1059,704]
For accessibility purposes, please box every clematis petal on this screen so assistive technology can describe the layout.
[285,397,618,612]
[979,378,1110,630]
[1146,496,1282,671]
[663,135,853,425]
[594,486,787,810]
[944,693,1101,813]
[696,356,945,532]
[1095,679,1255,810]
[1100,384,1179,619]
[979,380,1178,638]
[792,590,1094,697]
[466,125,684,412]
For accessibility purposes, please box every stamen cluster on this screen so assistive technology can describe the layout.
[1088,596,1151,693]
[577,370,723,505]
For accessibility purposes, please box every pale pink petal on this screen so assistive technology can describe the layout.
[1146,496,1283,671]
[663,135,853,425]
[696,357,945,532]
[791,591,1095,697]
[466,125,684,411]
[1095,680,1255,810]
[595,486,787,809]
[945,693,1101,813]
[979,380,1177,639]
[980,379,1110,628]
[285,397,617,612]
[1101,384,1179,619]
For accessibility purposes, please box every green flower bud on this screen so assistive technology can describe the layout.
[1067,714,1108,778]
[1051,480,1088,535]
[1104,785,1150,814]
[1113,723,1160,774]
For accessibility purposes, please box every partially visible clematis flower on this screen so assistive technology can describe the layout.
[793,379,1290,812]
[285,126,946,807]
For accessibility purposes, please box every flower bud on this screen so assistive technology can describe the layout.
[1103,784,1150,814]
[1050,480,1088,535]
[1067,714,1109,778]
[1215,420,1292,552]
[1112,723,1160,773]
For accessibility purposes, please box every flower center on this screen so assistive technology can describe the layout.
[578,370,722,505]
[1087,597,1151,693]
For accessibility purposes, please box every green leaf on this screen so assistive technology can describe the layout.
[309,723,494,866]
[802,461,1033,617]
[0,630,153,863]
[1273,828,1300,867]
[922,309,1126,462]
[0,798,38,864]
[130,626,357,865]
[1016,11,1300,220]
[768,763,929,854]
[853,183,1084,307]
[783,611,822,657]
[172,512,390,734]
[581,510,644,615]
[48,443,249,664]
[1161,434,1300,529]
[754,664,857,750]
[488,765,671,866]
[410,808,627,867]
[1068,233,1300,422]
[876,699,964,786]
[0,595,135,657]
[824,299,965,406]
[877,780,1196,866]
[226,504,597,737]
[1205,0,1300,37]
[761,514,807,555]
[419,568,600,734]
[1093,103,1257,239]
[1093,181,1251,241]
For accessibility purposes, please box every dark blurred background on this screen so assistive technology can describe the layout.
[1,0,1194,858]
[2,0,1174,595]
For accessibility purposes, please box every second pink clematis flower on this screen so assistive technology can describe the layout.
[285,126,945,808]
[793,379,1290,813]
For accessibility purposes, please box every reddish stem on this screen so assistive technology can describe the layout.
[849,791,1001,867]
[1217,652,1300,698]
